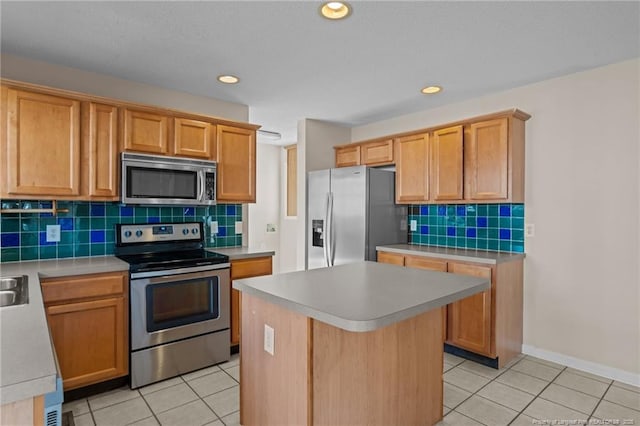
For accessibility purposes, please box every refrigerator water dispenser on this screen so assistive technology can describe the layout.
[312,220,324,247]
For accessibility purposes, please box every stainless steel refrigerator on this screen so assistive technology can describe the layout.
[307,165,407,269]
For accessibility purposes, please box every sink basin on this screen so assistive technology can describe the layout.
[0,275,29,307]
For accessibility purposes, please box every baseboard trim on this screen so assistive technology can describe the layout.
[522,344,640,387]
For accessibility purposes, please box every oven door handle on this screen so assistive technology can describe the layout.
[133,269,228,285]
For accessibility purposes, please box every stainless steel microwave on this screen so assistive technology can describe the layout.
[121,152,216,205]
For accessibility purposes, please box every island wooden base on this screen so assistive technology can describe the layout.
[240,293,444,426]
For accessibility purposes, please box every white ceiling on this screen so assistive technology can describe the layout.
[1,1,639,145]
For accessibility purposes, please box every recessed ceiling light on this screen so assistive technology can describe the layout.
[421,86,442,94]
[320,1,351,20]
[217,75,239,84]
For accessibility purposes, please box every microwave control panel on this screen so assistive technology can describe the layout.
[205,172,216,201]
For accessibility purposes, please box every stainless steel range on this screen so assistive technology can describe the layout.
[115,222,230,389]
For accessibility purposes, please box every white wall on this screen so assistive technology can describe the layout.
[247,143,281,273]
[0,53,248,121]
[352,59,640,381]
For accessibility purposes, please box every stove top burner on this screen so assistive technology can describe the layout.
[114,222,229,273]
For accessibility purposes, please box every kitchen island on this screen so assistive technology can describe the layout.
[233,261,490,425]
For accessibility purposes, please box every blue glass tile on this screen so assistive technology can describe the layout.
[437,206,446,216]
[22,247,39,261]
[90,230,105,243]
[456,205,466,216]
[499,241,512,252]
[20,217,39,232]
[477,217,488,227]
[218,226,227,237]
[120,206,134,217]
[39,212,53,218]
[477,228,488,239]
[488,228,499,239]
[184,207,195,216]
[488,205,499,216]
[499,205,511,217]
[499,217,511,228]
[90,203,105,217]
[466,228,477,238]
[466,205,476,216]
[21,232,38,246]
[39,246,56,259]
[488,217,499,228]
[499,229,511,240]
[148,216,160,223]
[420,205,429,215]
[447,227,456,236]
[74,244,90,257]
[512,230,524,242]
[1,233,20,247]
[512,244,525,253]
[477,205,488,216]
[512,204,525,218]
[420,225,429,235]
[477,239,488,250]
[38,232,56,246]
[58,217,74,231]
[147,207,160,217]
[90,244,105,256]
[39,201,53,209]
[226,205,236,216]
[487,239,499,251]
[512,218,524,230]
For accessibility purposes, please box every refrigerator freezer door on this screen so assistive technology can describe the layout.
[330,166,367,266]
[307,169,331,270]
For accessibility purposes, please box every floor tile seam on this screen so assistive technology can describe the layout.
[181,368,223,383]
[565,370,613,385]
[139,378,187,397]
[451,409,491,426]
[218,367,239,384]
[140,390,200,415]
[137,391,162,425]
[611,382,640,394]
[600,397,640,413]
[522,357,565,372]
[507,366,567,423]
[124,416,156,426]
[492,376,540,397]
[88,388,143,411]
[446,368,498,412]
[456,363,508,381]
[588,381,612,420]
[200,383,241,402]
[181,375,224,423]
[535,394,598,417]
[468,392,524,415]
[220,409,239,425]
[507,366,560,383]
[550,380,610,400]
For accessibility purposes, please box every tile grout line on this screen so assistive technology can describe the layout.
[138,386,168,425]
[506,365,567,425]
[588,380,614,423]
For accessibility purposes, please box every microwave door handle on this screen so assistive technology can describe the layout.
[198,170,205,202]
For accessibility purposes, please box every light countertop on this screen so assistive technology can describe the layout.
[233,261,489,332]
[207,247,275,260]
[0,256,129,404]
[376,244,525,265]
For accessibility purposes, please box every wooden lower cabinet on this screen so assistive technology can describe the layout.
[41,271,128,390]
[230,256,273,346]
[377,250,523,367]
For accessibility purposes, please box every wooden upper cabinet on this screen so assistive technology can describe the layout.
[123,109,169,154]
[465,117,513,201]
[335,145,361,168]
[431,126,463,201]
[360,139,393,166]
[395,132,429,204]
[174,118,214,159]
[447,262,493,357]
[3,88,81,197]
[82,102,119,199]
[217,125,256,203]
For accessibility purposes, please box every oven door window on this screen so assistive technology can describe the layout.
[146,276,219,332]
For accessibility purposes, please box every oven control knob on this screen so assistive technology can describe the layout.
[135,230,143,238]
[124,230,132,238]
[192,228,198,235]
[182,228,189,235]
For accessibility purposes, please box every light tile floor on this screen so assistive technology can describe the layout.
[63,353,640,426]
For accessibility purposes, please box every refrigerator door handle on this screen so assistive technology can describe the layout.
[324,192,331,267]
[328,192,335,266]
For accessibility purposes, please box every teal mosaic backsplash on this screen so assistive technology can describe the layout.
[0,200,242,263]
[408,203,524,253]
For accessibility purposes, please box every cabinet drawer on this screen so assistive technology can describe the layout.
[231,256,273,280]
[42,272,126,304]
[376,251,405,266]
[404,255,447,272]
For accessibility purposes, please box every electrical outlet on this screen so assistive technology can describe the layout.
[410,219,417,232]
[46,225,61,243]
[264,324,275,355]
[525,224,535,237]
[235,221,243,234]
[210,221,218,234]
